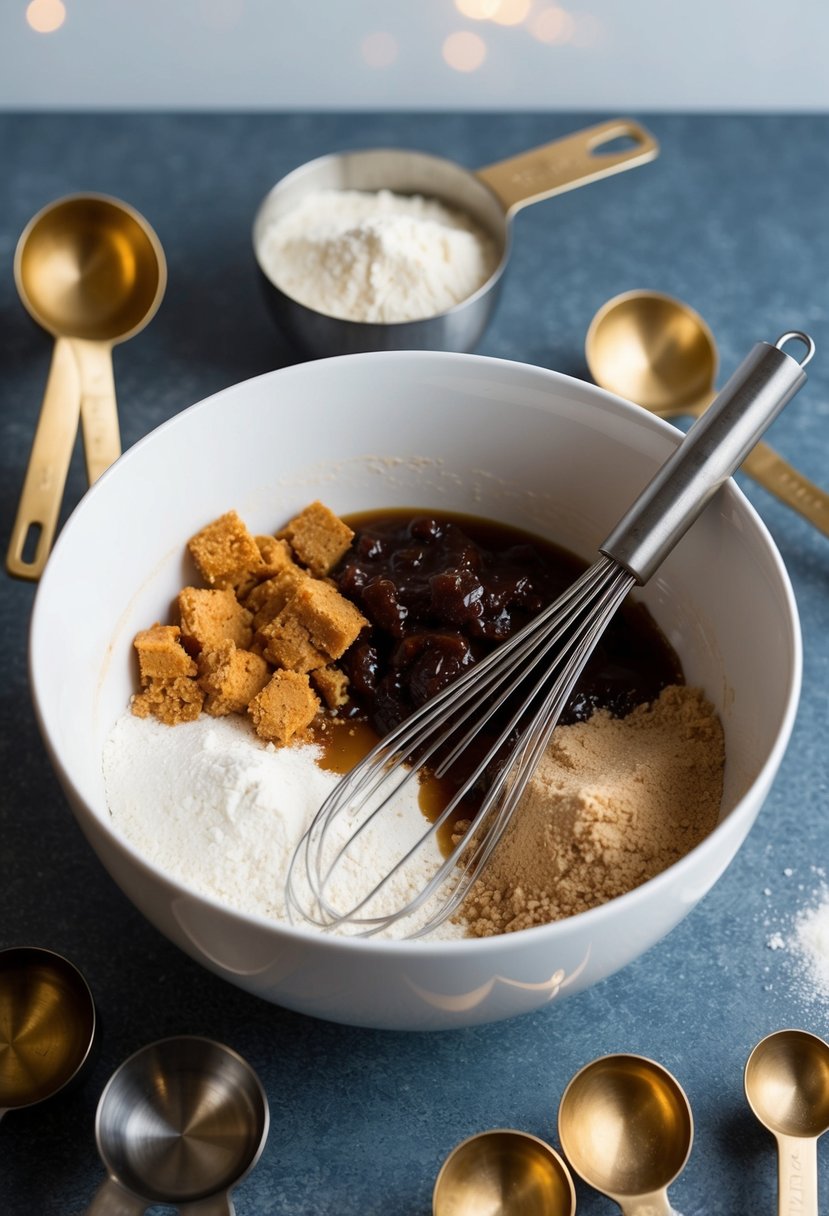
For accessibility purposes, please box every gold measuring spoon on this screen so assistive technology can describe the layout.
[7,193,166,580]
[558,1053,693,1215]
[0,946,96,1120]
[433,1129,575,1216]
[744,1028,829,1216]
[586,289,829,537]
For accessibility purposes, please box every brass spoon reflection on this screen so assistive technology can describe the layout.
[0,946,96,1119]
[7,193,166,580]
[433,1129,576,1216]
[745,1028,829,1216]
[558,1053,693,1215]
[586,289,829,537]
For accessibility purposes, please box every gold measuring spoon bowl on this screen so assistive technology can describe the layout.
[558,1053,693,1216]
[745,1028,829,1216]
[433,1129,576,1216]
[7,192,166,581]
[586,289,829,537]
[0,946,96,1119]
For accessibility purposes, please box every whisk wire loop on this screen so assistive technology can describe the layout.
[286,556,634,937]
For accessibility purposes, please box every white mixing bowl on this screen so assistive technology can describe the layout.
[30,351,801,1031]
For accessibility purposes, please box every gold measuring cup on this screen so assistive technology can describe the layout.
[0,946,96,1119]
[254,117,659,357]
[433,1129,576,1216]
[558,1053,693,1215]
[7,193,166,581]
[745,1028,829,1216]
[586,289,829,537]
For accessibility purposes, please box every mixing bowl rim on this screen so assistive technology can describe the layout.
[29,349,803,957]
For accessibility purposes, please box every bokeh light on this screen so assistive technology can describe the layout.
[490,0,532,26]
[529,5,576,43]
[442,30,487,72]
[454,0,501,18]
[26,0,65,33]
[361,31,399,68]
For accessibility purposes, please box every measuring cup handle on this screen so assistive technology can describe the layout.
[6,336,81,581]
[84,1178,148,1215]
[475,117,659,216]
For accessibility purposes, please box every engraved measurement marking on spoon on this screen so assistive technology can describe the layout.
[787,1148,804,1213]
[775,469,827,513]
[506,153,589,191]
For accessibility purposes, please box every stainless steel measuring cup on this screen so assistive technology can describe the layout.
[252,118,658,357]
[86,1036,269,1214]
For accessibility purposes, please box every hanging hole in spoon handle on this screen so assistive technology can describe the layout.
[475,117,659,216]
[6,338,81,580]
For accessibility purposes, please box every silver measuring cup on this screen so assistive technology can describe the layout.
[85,1037,269,1215]
[252,117,658,357]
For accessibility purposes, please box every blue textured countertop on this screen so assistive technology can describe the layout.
[2,113,828,1215]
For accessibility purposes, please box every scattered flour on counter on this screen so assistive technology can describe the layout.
[256,188,498,323]
[763,865,829,1005]
[103,712,465,940]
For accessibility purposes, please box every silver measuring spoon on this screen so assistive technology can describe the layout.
[86,1036,269,1215]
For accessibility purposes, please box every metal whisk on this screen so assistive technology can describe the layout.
[286,332,814,939]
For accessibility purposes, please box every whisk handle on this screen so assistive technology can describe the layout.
[600,333,814,583]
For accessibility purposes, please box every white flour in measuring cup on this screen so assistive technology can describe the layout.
[256,188,498,324]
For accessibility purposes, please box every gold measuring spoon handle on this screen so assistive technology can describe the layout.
[71,338,122,484]
[179,1196,236,1214]
[85,1177,148,1214]
[476,117,659,217]
[647,391,829,538]
[774,1133,818,1216]
[616,1193,673,1216]
[6,336,81,581]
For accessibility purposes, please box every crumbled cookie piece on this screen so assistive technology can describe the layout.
[199,641,271,716]
[311,665,350,709]
[134,624,197,681]
[187,510,263,589]
[178,587,253,653]
[131,676,205,725]
[280,501,354,576]
[248,670,320,745]
[246,566,308,631]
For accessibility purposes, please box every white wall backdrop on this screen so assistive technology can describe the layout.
[1,0,827,111]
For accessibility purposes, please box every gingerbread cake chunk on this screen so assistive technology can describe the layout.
[280,501,354,576]
[178,587,253,653]
[134,624,197,682]
[187,510,263,589]
[131,676,205,725]
[199,641,271,716]
[311,665,350,709]
[248,670,320,745]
